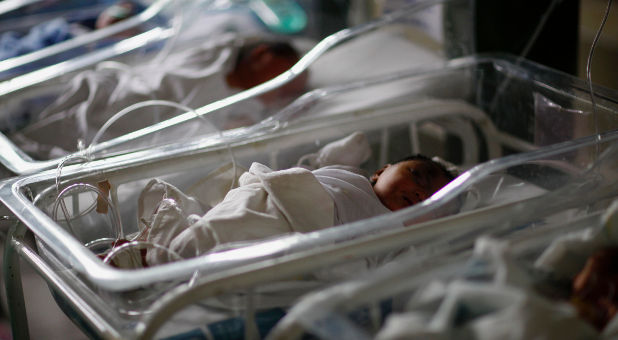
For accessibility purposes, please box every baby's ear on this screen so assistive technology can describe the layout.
[370,164,390,183]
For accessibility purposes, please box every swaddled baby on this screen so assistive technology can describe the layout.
[137,132,455,265]
[10,35,307,158]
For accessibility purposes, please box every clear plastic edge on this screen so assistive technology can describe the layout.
[0,0,465,175]
[0,128,616,292]
[0,0,173,74]
[0,52,589,176]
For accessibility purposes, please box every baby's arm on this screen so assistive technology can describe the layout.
[297,131,371,170]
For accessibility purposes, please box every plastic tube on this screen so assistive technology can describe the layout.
[586,0,613,159]
[86,99,238,190]
[52,183,123,240]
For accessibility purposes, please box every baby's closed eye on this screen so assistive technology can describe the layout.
[409,168,429,189]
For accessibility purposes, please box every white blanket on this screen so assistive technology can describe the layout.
[376,281,596,340]
[133,131,390,264]
[11,32,263,158]
[376,202,618,339]
[314,166,390,226]
[143,162,389,264]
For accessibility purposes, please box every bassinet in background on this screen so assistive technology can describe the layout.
[1,51,617,339]
[0,0,471,177]
[0,0,168,81]
[266,189,618,340]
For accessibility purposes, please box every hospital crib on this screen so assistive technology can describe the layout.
[0,0,167,81]
[0,0,472,176]
[1,52,617,339]
[267,167,618,339]
[145,139,618,340]
[0,0,329,86]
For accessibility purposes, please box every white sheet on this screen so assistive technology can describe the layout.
[10,32,264,158]
[314,166,390,226]
[147,161,391,264]
[376,201,618,339]
[139,132,390,265]
[376,281,596,340]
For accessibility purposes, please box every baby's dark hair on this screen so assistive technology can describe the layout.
[395,154,456,181]
[370,154,456,186]
[234,41,300,67]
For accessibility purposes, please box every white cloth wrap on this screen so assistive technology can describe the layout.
[313,165,390,226]
[376,202,618,339]
[143,163,390,265]
[137,179,207,263]
[11,33,263,158]
[376,281,596,340]
[138,132,391,264]
[167,162,336,260]
[313,131,371,168]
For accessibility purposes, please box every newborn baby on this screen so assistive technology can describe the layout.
[371,154,454,211]
[138,133,455,264]
[10,35,307,158]
[571,246,618,330]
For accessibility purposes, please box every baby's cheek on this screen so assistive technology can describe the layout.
[387,199,408,211]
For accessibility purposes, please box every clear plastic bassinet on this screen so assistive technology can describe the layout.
[0,51,617,338]
[266,181,618,340]
[4,52,618,287]
[0,0,471,176]
[0,0,170,81]
[20,126,616,340]
[143,143,618,340]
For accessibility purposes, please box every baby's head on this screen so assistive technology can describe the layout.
[96,1,138,29]
[225,41,308,106]
[370,155,455,211]
[571,246,618,330]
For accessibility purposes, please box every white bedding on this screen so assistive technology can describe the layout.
[376,201,618,340]
[10,32,263,159]
[137,132,389,265]
[8,23,443,160]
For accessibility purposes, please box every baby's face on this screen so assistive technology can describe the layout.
[372,160,451,211]
[96,2,135,29]
[226,44,307,106]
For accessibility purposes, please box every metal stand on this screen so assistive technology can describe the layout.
[4,223,30,340]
